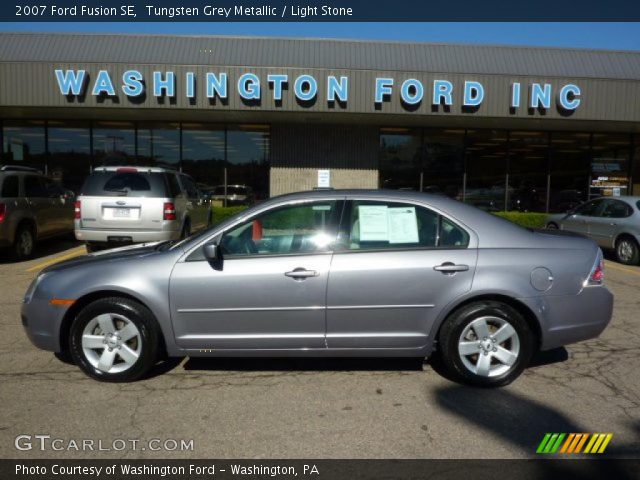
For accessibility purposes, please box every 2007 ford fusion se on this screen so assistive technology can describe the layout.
[23,190,613,387]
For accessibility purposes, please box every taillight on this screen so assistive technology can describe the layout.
[585,249,605,286]
[0,203,5,223]
[163,202,176,221]
[74,201,81,220]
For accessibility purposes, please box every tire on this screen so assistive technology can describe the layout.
[13,223,35,260]
[546,222,558,230]
[181,220,191,239]
[615,236,640,266]
[68,297,160,382]
[85,243,105,253]
[438,301,534,387]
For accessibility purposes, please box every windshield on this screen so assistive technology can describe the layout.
[81,171,169,197]
[213,186,247,195]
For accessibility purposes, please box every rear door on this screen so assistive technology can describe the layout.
[588,199,632,248]
[326,199,477,349]
[42,178,74,233]
[24,175,54,237]
[78,170,168,231]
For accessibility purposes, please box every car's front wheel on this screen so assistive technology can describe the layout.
[546,222,559,230]
[438,301,534,387]
[615,236,639,265]
[69,297,159,382]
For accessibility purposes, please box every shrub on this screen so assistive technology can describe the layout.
[493,211,548,229]
[211,206,249,226]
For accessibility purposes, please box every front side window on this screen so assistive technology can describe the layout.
[221,201,340,257]
[574,199,603,217]
[341,200,469,251]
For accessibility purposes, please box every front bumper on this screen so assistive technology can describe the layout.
[520,286,614,351]
[75,228,179,244]
[22,298,68,352]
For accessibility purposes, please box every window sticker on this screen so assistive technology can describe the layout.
[358,205,389,241]
[388,207,419,244]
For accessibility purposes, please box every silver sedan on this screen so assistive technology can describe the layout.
[22,190,613,387]
[546,196,640,265]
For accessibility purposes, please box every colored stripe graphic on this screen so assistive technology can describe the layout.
[537,433,612,454]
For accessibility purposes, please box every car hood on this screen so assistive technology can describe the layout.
[42,242,173,274]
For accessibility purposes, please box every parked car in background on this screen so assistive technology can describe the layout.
[211,185,254,206]
[0,166,74,259]
[75,166,211,252]
[24,190,612,386]
[546,196,640,265]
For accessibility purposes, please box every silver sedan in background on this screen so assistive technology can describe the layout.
[546,196,640,265]
[22,190,613,387]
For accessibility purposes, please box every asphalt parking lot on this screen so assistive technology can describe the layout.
[1,241,639,459]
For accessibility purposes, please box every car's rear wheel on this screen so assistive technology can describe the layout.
[13,224,35,260]
[616,236,639,265]
[69,297,159,382]
[438,301,534,387]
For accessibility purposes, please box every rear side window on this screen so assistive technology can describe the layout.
[600,200,632,218]
[340,200,469,251]
[24,176,46,197]
[80,171,169,198]
[1,176,19,197]
[167,174,182,198]
[180,175,199,198]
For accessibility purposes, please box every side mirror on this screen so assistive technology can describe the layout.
[203,242,219,261]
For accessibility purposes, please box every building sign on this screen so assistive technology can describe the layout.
[54,69,581,113]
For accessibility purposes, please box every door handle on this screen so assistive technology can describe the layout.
[609,222,617,226]
[285,268,319,279]
[434,262,469,274]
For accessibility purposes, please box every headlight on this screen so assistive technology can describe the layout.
[23,272,50,304]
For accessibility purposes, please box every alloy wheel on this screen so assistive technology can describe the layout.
[19,230,34,256]
[457,316,520,377]
[81,313,142,374]
[617,240,634,263]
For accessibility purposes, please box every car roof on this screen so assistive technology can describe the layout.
[92,166,175,173]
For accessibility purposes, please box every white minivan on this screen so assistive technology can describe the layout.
[75,166,211,251]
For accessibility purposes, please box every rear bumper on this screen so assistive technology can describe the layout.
[520,286,614,351]
[75,228,179,244]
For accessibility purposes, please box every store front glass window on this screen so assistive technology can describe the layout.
[379,128,422,190]
[181,124,226,197]
[465,129,508,211]
[633,134,640,196]
[508,131,548,212]
[2,120,47,171]
[93,121,136,166]
[422,129,465,199]
[137,123,180,168]
[549,132,591,213]
[47,121,92,193]
[590,133,631,199]
[226,125,270,201]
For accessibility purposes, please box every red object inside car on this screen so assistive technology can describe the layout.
[252,219,263,241]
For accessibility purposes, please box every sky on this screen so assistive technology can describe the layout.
[0,22,639,50]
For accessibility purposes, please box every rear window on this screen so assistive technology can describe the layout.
[1,175,20,198]
[214,186,247,195]
[81,171,169,197]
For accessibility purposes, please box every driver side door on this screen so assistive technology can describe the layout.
[169,199,344,351]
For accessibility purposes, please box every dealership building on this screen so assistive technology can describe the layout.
[0,32,639,212]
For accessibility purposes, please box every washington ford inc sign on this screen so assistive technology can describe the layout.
[54,69,582,112]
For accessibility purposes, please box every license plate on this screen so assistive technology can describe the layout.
[113,208,131,218]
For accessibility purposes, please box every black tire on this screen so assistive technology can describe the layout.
[615,236,640,266]
[546,222,559,230]
[13,223,35,260]
[181,219,191,239]
[438,301,534,388]
[68,297,160,382]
